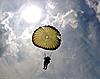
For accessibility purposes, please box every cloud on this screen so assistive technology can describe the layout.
[96,1,100,21]
[41,8,79,29]
[59,9,79,29]
[0,12,19,58]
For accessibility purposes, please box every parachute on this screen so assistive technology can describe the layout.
[32,25,61,50]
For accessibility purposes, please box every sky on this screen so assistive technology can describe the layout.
[0,0,100,79]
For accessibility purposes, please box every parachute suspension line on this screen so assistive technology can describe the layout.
[49,52,53,57]
[43,51,53,57]
[43,52,46,57]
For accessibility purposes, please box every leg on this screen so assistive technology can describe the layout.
[43,61,46,69]
[45,63,48,70]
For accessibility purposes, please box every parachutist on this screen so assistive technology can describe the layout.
[43,56,51,70]
[32,25,61,70]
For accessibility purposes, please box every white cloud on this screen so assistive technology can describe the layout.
[60,9,78,29]
[41,9,79,29]
[0,12,19,57]
[86,0,98,11]
[96,1,100,21]
[47,1,56,10]
[0,12,8,23]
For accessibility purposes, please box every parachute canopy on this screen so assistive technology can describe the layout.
[32,25,61,50]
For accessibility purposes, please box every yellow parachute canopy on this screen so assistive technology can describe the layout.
[32,25,61,50]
